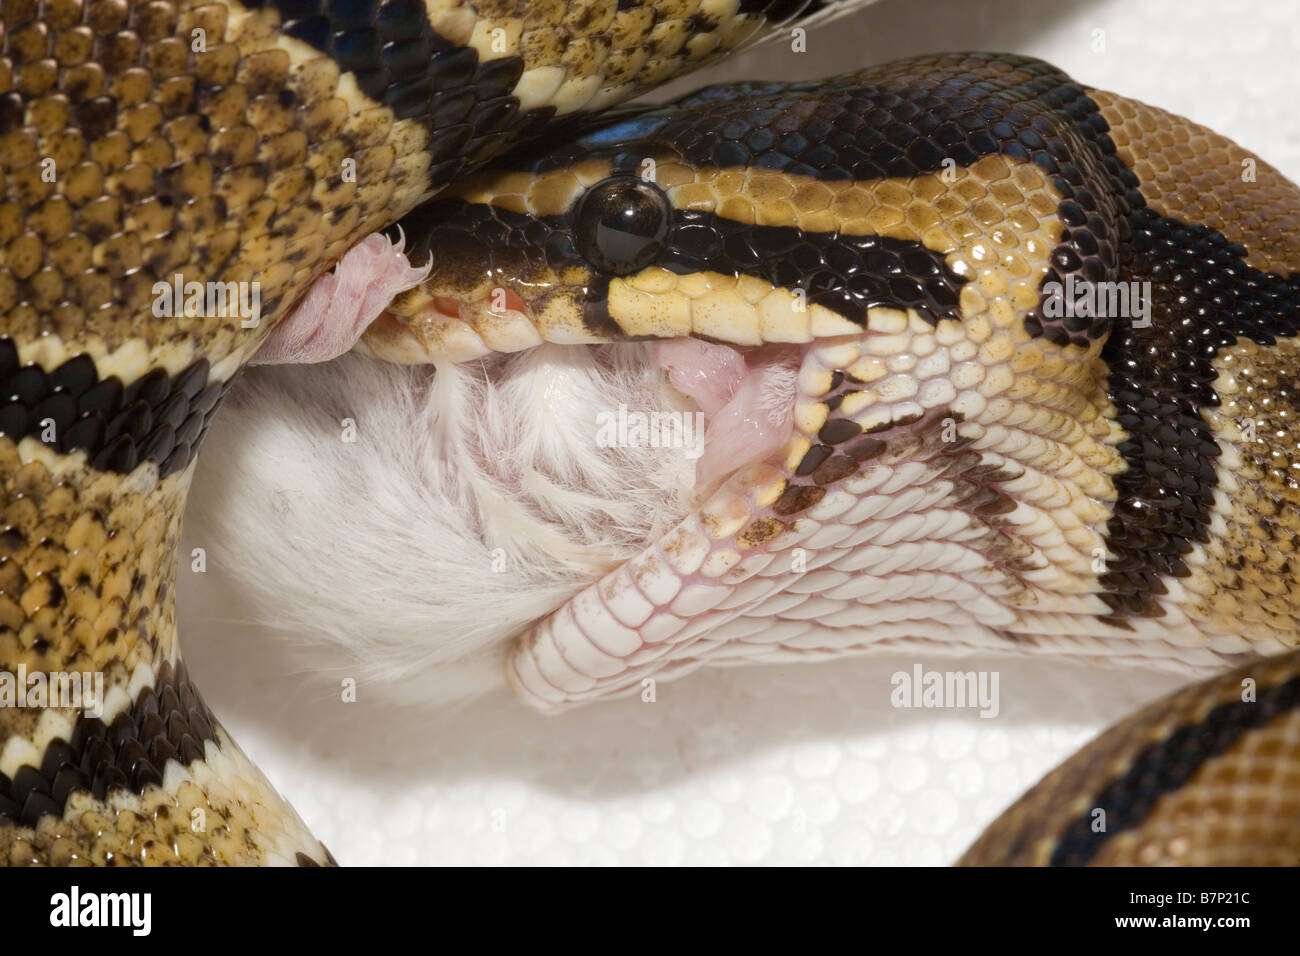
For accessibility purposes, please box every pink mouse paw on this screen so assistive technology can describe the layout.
[253,230,431,365]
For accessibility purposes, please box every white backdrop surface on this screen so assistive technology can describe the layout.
[178,0,1300,865]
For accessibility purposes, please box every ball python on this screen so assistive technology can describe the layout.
[1,0,1297,866]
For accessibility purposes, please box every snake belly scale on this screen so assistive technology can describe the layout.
[0,0,1297,866]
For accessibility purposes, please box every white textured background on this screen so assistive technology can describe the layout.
[179,0,1300,865]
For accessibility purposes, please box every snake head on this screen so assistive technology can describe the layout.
[360,59,1125,371]
[352,58,1136,509]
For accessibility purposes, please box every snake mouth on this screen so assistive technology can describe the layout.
[352,290,529,365]
[366,280,805,494]
[361,285,555,364]
[656,338,802,493]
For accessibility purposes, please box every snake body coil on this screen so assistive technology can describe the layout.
[1,0,1298,865]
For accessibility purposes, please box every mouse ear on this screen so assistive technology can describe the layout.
[252,229,430,366]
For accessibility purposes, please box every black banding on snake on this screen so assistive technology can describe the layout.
[238,0,558,183]
[0,661,218,829]
[0,341,227,478]
[1045,673,1300,865]
[1100,214,1300,621]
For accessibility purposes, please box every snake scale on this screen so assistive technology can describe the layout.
[0,0,1297,866]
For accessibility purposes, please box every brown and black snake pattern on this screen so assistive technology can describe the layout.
[0,0,1296,865]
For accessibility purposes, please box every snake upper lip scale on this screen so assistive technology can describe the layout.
[0,0,1297,870]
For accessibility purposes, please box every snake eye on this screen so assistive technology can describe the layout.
[574,177,670,276]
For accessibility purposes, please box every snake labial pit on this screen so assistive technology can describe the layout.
[0,0,1297,865]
